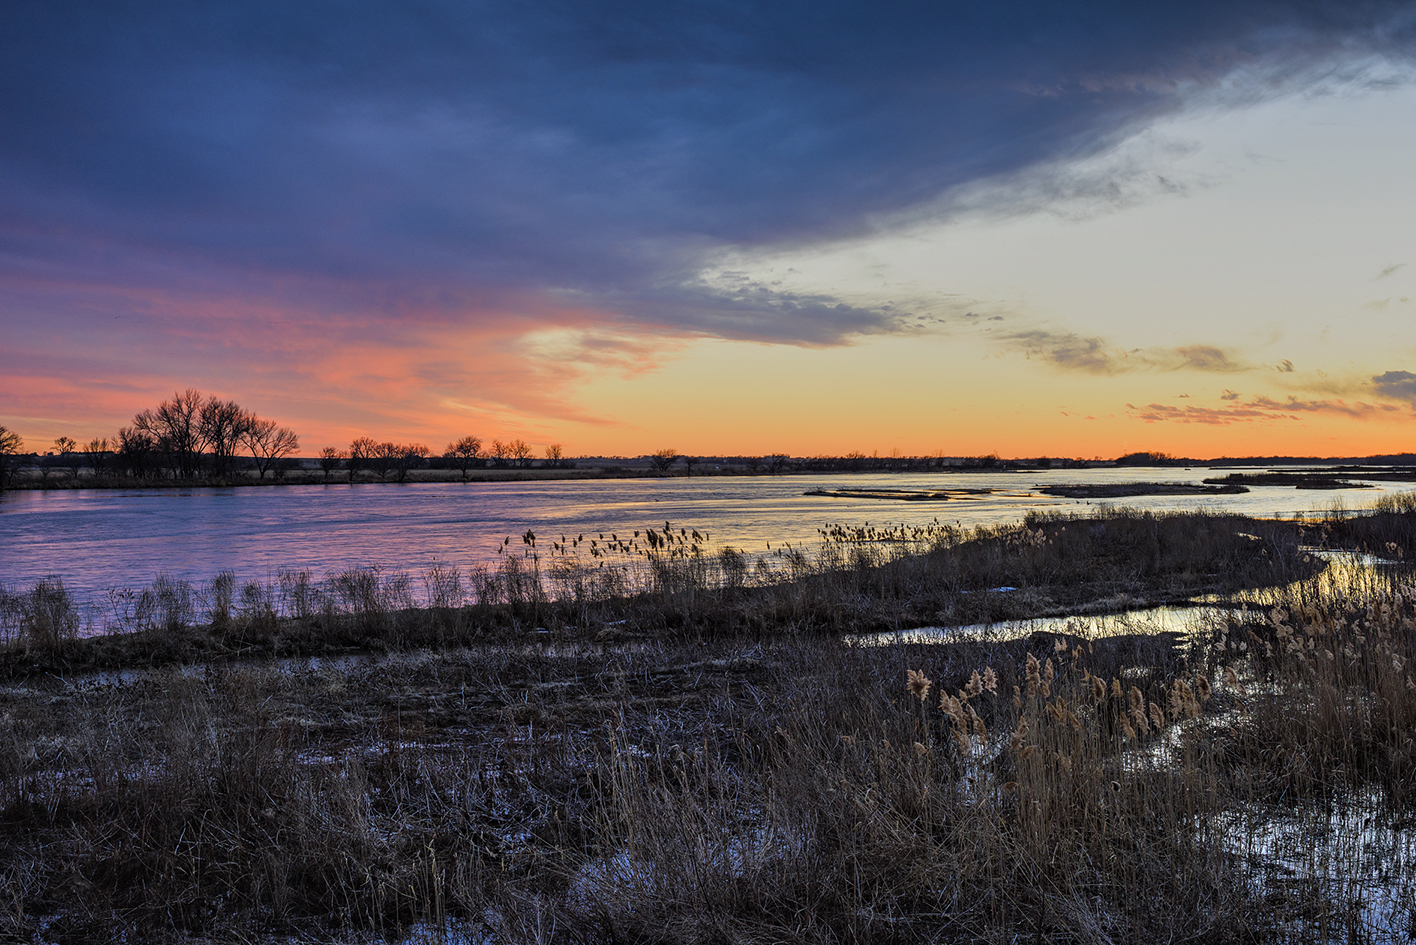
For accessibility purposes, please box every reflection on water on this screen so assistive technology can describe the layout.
[0,467,1411,606]
[848,549,1407,646]
[849,604,1213,646]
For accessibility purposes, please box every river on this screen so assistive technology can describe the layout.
[1,466,1410,604]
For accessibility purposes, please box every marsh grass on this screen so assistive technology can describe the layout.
[1,506,1414,940]
[3,509,1317,672]
[0,576,83,655]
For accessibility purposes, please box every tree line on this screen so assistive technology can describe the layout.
[1,390,300,485]
[312,436,571,483]
[0,394,574,488]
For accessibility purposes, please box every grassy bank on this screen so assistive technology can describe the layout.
[2,510,1313,670]
[0,508,1412,942]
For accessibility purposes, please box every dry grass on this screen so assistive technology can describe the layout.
[1,509,1320,677]
[0,507,1413,940]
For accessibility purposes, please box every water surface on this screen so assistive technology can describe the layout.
[1,467,1408,604]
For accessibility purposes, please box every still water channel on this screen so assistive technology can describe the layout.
[1,466,1410,605]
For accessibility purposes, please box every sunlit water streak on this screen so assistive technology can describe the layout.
[0,467,1410,606]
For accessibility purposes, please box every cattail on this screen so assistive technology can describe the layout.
[1009,718,1029,754]
[1128,686,1149,733]
[1168,681,1184,719]
[1175,680,1200,718]
[907,669,932,703]
[1131,706,1149,735]
[982,666,998,693]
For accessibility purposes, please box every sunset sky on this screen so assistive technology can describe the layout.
[4,2,1416,459]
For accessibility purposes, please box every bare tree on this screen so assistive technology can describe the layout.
[243,418,300,479]
[682,455,700,477]
[349,437,377,481]
[318,447,346,481]
[489,439,509,468]
[445,435,483,480]
[0,426,22,490]
[115,426,159,478]
[391,443,430,483]
[200,398,249,480]
[508,438,534,468]
[134,388,206,478]
[649,448,679,475]
[50,437,78,481]
[371,442,400,480]
[767,453,792,475]
[544,443,565,468]
[83,437,110,480]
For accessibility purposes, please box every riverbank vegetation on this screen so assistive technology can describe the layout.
[2,506,1415,940]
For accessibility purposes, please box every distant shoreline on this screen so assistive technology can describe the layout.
[6,455,1416,492]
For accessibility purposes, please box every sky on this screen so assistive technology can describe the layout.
[3,1,1416,459]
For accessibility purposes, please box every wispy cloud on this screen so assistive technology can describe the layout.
[1129,393,1404,424]
[1003,329,1250,375]
[1376,263,1407,279]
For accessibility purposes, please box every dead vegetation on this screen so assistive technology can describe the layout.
[0,507,1413,941]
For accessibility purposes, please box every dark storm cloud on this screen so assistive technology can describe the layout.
[3,1,1414,342]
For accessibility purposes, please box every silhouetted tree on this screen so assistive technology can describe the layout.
[349,437,377,481]
[391,443,430,483]
[318,447,345,481]
[0,426,22,489]
[544,443,565,468]
[134,388,206,478]
[445,435,483,480]
[115,426,159,479]
[489,440,509,467]
[83,437,110,480]
[50,437,78,481]
[682,455,700,477]
[370,442,400,480]
[508,439,534,468]
[649,448,679,475]
[243,418,300,479]
[767,453,791,475]
[200,398,248,480]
